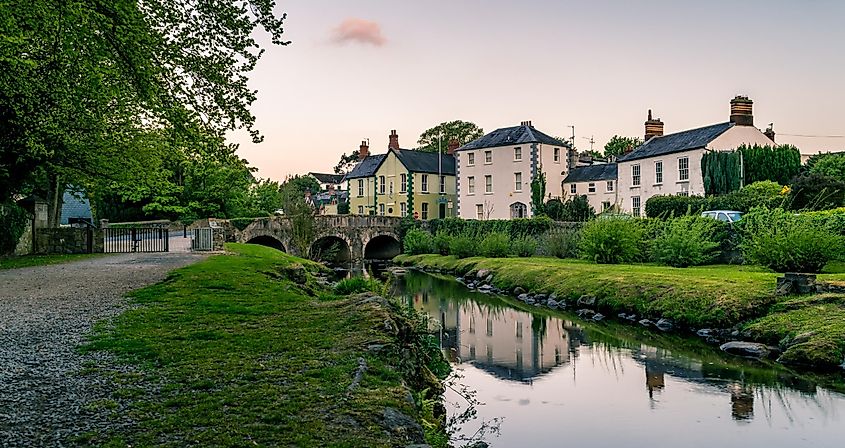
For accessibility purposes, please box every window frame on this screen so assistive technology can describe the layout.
[554,148,561,163]
[514,172,522,192]
[379,175,386,194]
[484,150,493,164]
[514,147,522,161]
[606,180,614,192]
[467,152,475,166]
[439,175,446,194]
[678,156,690,181]
[570,184,577,194]
[484,175,493,194]
[379,203,385,215]
[632,164,641,187]
[421,202,429,220]
[400,202,407,217]
[476,204,484,220]
[399,173,407,193]
[632,196,641,217]
[357,179,364,197]
[467,176,475,195]
[588,182,596,193]
[357,205,364,214]
[655,160,663,185]
[421,174,429,193]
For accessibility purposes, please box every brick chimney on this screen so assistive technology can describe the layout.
[730,96,754,126]
[644,109,664,141]
[358,140,369,161]
[764,123,776,143]
[447,139,460,155]
[388,130,400,150]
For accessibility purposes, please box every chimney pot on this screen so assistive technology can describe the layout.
[388,130,400,150]
[358,140,370,161]
[730,96,754,126]
[644,109,664,141]
[764,123,775,143]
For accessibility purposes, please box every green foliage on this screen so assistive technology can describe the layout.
[510,235,538,257]
[604,135,643,158]
[432,231,452,256]
[333,151,360,175]
[702,151,742,195]
[645,195,706,218]
[802,208,845,236]
[333,277,384,296]
[336,201,350,215]
[403,229,435,255]
[530,172,547,216]
[652,216,722,267]
[479,232,510,258]
[545,196,595,222]
[428,216,553,240]
[808,152,845,180]
[738,144,802,186]
[229,218,261,231]
[786,173,845,211]
[635,218,668,262]
[646,181,787,218]
[741,208,845,273]
[449,234,478,259]
[541,229,581,259]
[580,218,643,264]
[0,202,29,254]
[282,185,318,258]
[416,120,484,153]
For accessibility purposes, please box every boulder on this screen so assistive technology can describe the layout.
[592,313,605,322]
[576,309,596,319]
[518,293,529,302]
[547,299,559,308]
[720,341,774,359]
[697,328,714,338]
[513,286,526,295]
[535,294,547,301]
[549,293,558,301]
[638,319,653,327]
[577,294,596,306]
[476,269,491,279]
[655,319,674,332]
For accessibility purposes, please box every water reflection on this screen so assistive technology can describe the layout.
[397,271,845,447]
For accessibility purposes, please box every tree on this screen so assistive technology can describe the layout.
[530,172,546,216]
[738,144,801,186]
[417,121,484,153]
[808,153,845,180]
[702,150,742,196]
[546,196,595,222]
[334,151,360,174]
[280,175,321,201]
[787,173,845,211]
[604,135,643,158]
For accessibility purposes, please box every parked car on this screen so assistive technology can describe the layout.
[701,210,743,223]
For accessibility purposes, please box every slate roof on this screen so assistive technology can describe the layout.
[60,190,93,225]
[458,124,569,151]
[618,122,734,163]
[394,149,456,175]
[563,163,618,183]
[309,172,344,184]
[344,154,387,179]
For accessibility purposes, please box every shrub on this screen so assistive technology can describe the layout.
[403,229,434,255]
[786,173,845,211]
[635,218,668,262]
[334,277,383,295]
[427,216,553,240]
[807,152,845,180]
[479,232,510,258]
[510,235,538,257]
[0,202,29,255]
[645,195,706,218]
[738,144,802,186]
[741,208,844,273]
[802,207,845,236]
[580,218,643,264]
[542,228,581,259]
[449,234,478,259]
[652,216,722,267]
[337,201,350,214]
[545,196,595,222]
[432,231,452,255]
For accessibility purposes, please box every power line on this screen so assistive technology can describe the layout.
[778,133,845,138]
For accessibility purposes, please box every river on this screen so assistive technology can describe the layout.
[394,270,845,448]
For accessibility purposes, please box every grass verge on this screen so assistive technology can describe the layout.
[0,253,109,270]
[81,243,444,447]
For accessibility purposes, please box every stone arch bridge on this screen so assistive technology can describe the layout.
[236,215,403,263]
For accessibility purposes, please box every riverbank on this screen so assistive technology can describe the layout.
[394,254,845,370]
[80,244,446,447]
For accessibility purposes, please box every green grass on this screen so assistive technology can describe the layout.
[82,244,436,447]
[0,253,109,270]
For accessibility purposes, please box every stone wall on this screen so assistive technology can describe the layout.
[13,223,33,256]
[34,228,104,255]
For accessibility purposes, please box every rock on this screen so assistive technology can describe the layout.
[576,309,596,319]
[547,299,559,308]
[720,341,774,359]
[382,407,425,443]
[791,332,815,345]
[455,277,465,284]
[577,294,596,306]
[535,294,547,301]
[618,313,628,319]
[526,299,536,305]
[476,269,491,279]
[638,319,653,327]
[549,293,558,301]
[518,293,529,302]
[478,284,493,291]
[485,274,493,283]
[467,442,490,448]
[696,329,714,338]
[592,313,605,322]
[405,445,433,448]
[655,319,673,332]
[513,286,526,295]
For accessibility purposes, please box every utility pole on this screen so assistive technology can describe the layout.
[582,136,596,152]
[567,125,576,149]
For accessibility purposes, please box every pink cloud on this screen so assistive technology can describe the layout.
[331,18,387,47]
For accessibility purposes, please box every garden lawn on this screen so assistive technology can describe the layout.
[0,253,109,270]
[82,244,426,447]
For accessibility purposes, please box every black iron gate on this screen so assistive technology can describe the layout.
[104,228,169,253]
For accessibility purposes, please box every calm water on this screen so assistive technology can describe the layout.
[395,271,845,448]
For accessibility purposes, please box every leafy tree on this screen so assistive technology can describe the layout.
[545,196,595,222]
[417,120,484,153]
[280,175,321,200]
[702,150,742,196]
[604,135,643,158]
[787,173,845,211]
[738,144,801,186]
[808,153,845,180]
[530,172,546,216]
[244,179,284,217]
[334,151,360,174]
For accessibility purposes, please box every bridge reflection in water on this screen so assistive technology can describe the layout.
[396,271,845,447]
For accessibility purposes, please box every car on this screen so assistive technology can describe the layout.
[701,210,743,223]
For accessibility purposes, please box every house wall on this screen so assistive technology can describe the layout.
[457,143,564,220]
[348,176,377,215]
[538,143,568,200]
[563,179,619,213]
[708,126,774,151]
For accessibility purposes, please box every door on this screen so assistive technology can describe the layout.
[439,203,446,219]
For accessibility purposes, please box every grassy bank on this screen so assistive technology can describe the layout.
[395,254,845,369]
[0,253,109,270]
[81,244,444,447]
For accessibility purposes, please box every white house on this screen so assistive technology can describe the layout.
[617,96,776,216]
[562,163,619,213]
[455,122,572,220]
[308,172,345,192]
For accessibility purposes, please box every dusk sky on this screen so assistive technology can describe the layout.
[231,0,845,181]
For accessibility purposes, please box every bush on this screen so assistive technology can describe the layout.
[545,196,595,222]
[403,229,434,255]
[652,216,722,267]
[802,207,845,236]
[449,234,478,259]
[741,208,844,273]
[427,216,553,240]
[432,231,452,255]
[645,195,706,218]
[541,228,581,259]
[479,232,510,258]
[510,235,538,257]
[635,218,668,262]
[580,218,643,264]
[334,277,383,295]
[786,173,845,211]
[1,202,29,255]
[807,152,845,180]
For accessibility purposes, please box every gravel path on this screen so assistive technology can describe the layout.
[0,253,204,447]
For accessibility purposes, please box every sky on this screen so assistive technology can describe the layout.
[230,0,845,181]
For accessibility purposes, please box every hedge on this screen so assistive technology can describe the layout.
[1,202,29,255]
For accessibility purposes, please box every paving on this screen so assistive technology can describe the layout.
[0,252,204,447]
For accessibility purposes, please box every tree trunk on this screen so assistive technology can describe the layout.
[46,174,63,228]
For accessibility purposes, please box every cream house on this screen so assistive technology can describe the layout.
[617,96,775,216]
[455,122,571,220]
[562,163,619,213]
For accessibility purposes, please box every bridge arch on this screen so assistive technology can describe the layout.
[364,234,402,260]
[310,235,352,263]
[246,235,286,252]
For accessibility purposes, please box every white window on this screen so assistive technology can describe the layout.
[379,175,385,194]
[514,147,522,161]
[632,164,641,187]
[554,148,561,163]
[606,180,614,192]
[357,205,364,214]
[514,172,522,191]
[379,203,385,215]
[476,204,484,220]
[485,175,493,193]
[467,152,475,166]
[679,157,690,181]
[467,176,475,194]
[570,184,577,194]
[357,179,364,197]
[655,161,663,184]
[421,174,429,193]
[400,173,407,193]
[484,151,492,164]
[588,183,596,193]
[400,202,407,217]
[421,202,429,220]
[439,175,446,194]
[632,196,641,217]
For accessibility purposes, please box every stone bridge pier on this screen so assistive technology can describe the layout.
[237,215,403,264]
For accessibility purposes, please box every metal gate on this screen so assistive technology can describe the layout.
[192,227,214,251]
[104,228,169,253]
